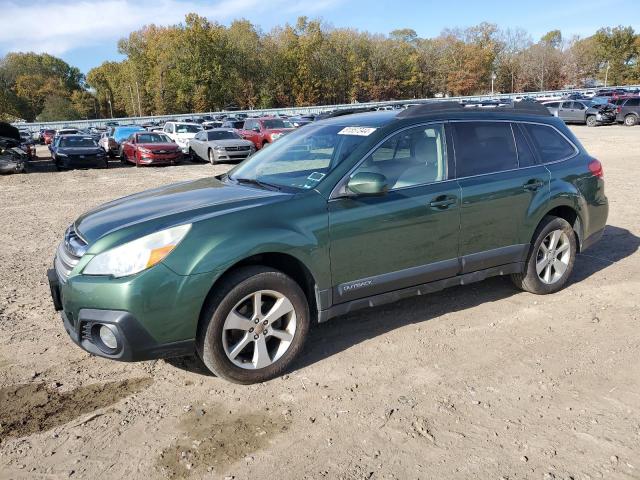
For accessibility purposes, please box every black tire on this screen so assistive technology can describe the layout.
[208,148,216,165]
[511,215,576,294]
[197,266,310,384]
[624,114,638,127]
[189,147,197,162]
[586,115,597,127]
[120,149,127,164]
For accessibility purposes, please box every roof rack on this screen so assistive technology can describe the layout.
[397,100,551,118]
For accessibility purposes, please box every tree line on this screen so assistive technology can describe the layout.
[1,15,639,122]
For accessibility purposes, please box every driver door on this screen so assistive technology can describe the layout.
[328,123,461,304]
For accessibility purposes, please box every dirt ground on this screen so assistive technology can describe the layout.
[0,125,639,480]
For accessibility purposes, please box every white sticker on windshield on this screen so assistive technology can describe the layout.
[337,127,377,136]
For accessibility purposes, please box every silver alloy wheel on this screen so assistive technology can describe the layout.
[222,289,297,370]
[536,229,571,284]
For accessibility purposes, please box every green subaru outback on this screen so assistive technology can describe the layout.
[48,102,608,384]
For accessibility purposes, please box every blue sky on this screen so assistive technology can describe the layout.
[1,0,638,74]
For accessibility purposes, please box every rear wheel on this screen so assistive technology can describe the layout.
[120,148,127,164]
[197,266,310,384]
[511,216,576,294]
[586,115,597,127]
[624,114,638,126]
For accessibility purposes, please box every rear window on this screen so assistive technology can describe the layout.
[452,122,518,177]
[523,124,576,163]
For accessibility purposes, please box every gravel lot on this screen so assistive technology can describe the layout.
[1,125,639,480]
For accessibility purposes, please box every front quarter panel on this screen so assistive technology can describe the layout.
[162,190,332,290]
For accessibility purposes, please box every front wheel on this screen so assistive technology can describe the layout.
[511,216,576,294]
[624,114,638,126]
[197,267,310,384]
[586,115,597,127]
[208,149,217,165]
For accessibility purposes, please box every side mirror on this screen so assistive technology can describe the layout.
[346,172,388,196]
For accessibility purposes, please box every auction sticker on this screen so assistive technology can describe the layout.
[338,127,377,136]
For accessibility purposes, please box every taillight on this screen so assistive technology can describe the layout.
[588,159,603,178]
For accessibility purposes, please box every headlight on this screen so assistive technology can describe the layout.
[214,145,225,151]
[83,224,191,278]
[139,147,151,154]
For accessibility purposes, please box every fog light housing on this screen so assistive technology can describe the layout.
[91,323,120,354]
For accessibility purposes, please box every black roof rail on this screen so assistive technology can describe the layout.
[317,107,378,119]
[397,100,551,118]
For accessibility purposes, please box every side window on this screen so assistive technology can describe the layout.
[452,122,518,177]
[573,102,586,110]
[625,98,640,107]
[523,124,576,163]
[352,124,447,189]
[513,123,536,168]
[561,101,573,109]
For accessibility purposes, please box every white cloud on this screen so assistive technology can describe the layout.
[0,0,342,55]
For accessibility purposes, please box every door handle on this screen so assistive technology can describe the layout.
[523,180,544,191]
[429,197,456,209]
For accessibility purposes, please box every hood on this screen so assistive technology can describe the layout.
[207,139,254,147]
[58,146,103,155]
[75,177,288,245]
[137,142,179,150]
[173,132,198,139]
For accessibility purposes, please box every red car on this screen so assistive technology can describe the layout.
[120,132,182,166]
[239,117,294,149]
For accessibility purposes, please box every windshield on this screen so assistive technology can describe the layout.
[208,130,240,140]
[175,124,202,134]
[229,124,371,191]
[262,119,293,129]
[60,137,97,148]
[137,133,171,143]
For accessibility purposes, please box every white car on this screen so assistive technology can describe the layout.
[162,122,203,153]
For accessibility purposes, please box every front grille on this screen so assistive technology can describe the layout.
[54,225,87,283]
[225,145,251,152]
[151,149,178,154]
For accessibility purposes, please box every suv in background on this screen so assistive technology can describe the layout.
[239,117,295,149]
[542,100,616,126]
[162,121,202,153]
[614,97,640,126]
[47,102,608,384]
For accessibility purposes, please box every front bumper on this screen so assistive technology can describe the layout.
[57,155,106,169]
[213,150,253,162]
[47,261,218,362]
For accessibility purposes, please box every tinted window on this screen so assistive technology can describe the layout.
[262,119,293,129]
[59,137,97,148]
[137,133,171,143]
[207,130,241,140]
[561,101,573,108]
[573,102,586,110]
[353,124,446,189]
[174,124,201,133]
[452,122,517,177]
[624,98,640,107]
[524,124,576,163]
[513,124,536,167]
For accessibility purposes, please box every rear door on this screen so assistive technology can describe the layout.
[453,121,550,273]
[559,101,576,122]
[571,101,587,122]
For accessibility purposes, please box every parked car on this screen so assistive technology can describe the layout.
[47,102,608,384]
[203,121,224,130]
[614,96,640,126]
[0,122,27,174]
[239,117,294,149]
[542,100,616,126]
[120,132,182,166]
[50,134,108,170]
[221,120,244,129]
[188,128,255,164]
[40,129,55,144]
[289,115,315,128]
[162,122,202,154]
[99,132,119,157]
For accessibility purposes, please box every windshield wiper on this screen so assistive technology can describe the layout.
[233,177,281,191]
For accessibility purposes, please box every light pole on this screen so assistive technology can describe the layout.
[491,72,497,96]
[108,98,113,118]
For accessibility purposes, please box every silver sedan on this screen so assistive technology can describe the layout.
[189,129,255,164]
